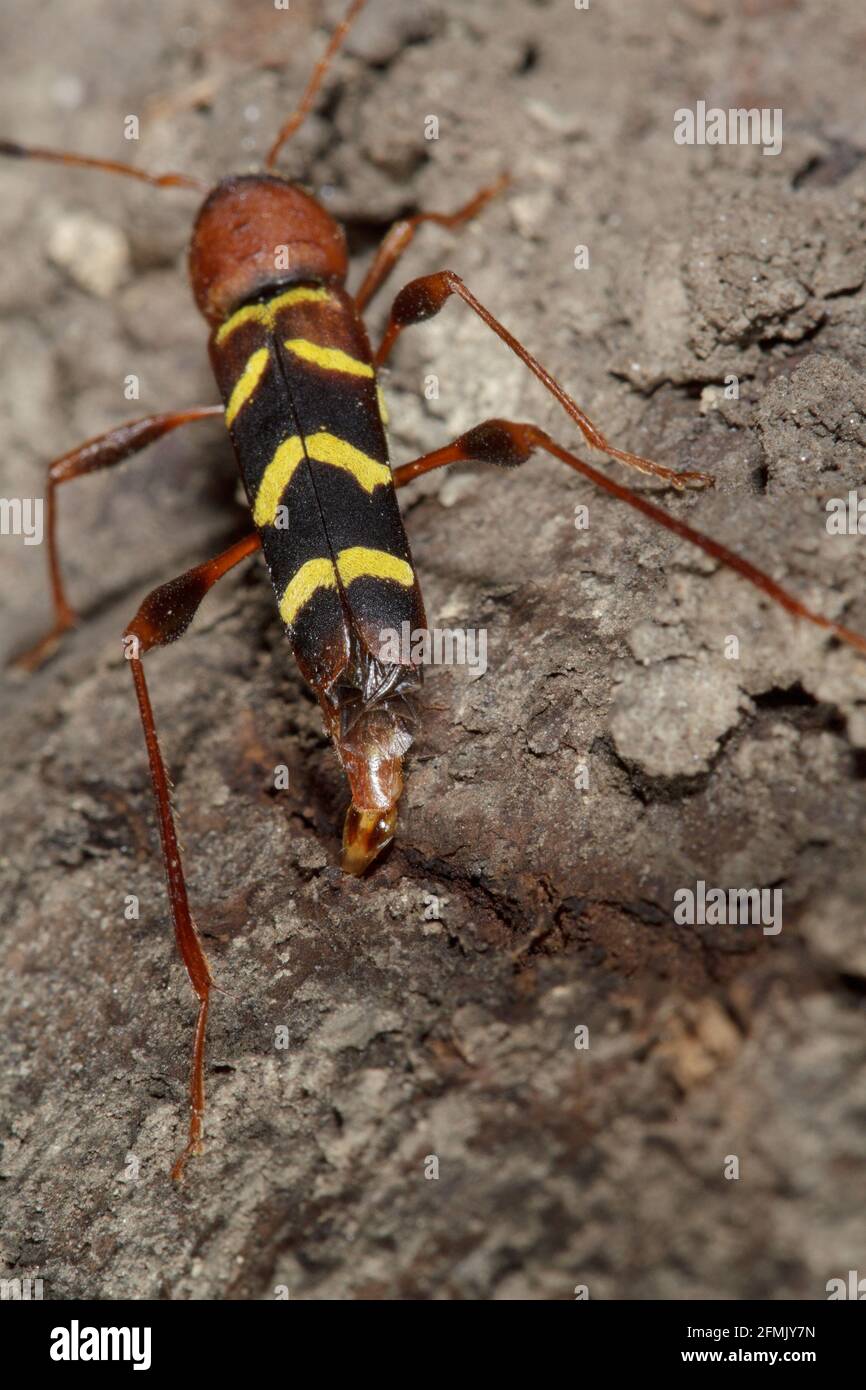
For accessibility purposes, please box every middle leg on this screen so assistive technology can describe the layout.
[15,404,224,671]
[376,269,713,491]
[392,419,866,657]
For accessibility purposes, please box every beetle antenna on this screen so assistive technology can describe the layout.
[265,0,368,170]
[0,140,205,191]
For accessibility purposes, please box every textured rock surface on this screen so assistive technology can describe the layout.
[1,0,865,1300]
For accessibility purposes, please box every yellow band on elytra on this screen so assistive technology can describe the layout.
[253,437,307,526]
[307,432,391,493]
[278,557,337,626]
[283,339,374,378]
[215,285,334,346]
[254,431,392,524]
[278,547,415,627]
[225,348,269,427]
[336,547,414,588]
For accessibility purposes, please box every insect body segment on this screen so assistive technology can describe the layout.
[202,196,425,874]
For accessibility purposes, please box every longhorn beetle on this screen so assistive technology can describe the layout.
[4,0,865,1180]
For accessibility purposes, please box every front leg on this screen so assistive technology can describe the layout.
[353,176,508,312]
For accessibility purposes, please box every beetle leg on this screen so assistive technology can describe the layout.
[123,532,261,1179]
[13,405,224,671]
[392,418,866,658]
[376,269,713,491]
[354,176,509,312]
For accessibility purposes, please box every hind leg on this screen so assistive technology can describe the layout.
[376,269,713,491]
[123,531,261,1179]
[392,419,866,656]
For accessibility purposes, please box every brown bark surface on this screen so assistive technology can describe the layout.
[1,0,865,1299]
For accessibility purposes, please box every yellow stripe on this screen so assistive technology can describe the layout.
[214,303,264,345]
[254,431,391,523]
[252,437,307,526]
[215,285,334,346]
[225,348,269,427]
[269,285,333,317]
[278,558,337,626]
[283,339,374,378]
[306,432,390,493]
[337,547,414,588]
[278,546,415,626]
[377,385,389,426]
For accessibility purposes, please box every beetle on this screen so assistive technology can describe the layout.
[4,0,864,1178]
